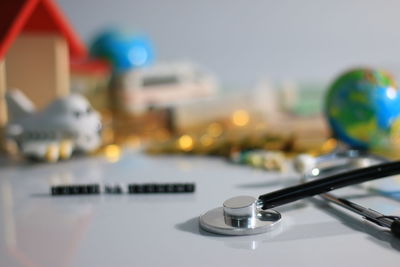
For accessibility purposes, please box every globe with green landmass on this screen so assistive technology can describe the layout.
[325,68,400,153]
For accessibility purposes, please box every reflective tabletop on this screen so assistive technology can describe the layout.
[0,150,400,267]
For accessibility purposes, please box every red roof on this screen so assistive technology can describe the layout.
[70,59,112,75]
[0,0,86,60]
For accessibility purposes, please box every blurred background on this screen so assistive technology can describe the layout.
[57,0,400,87]
[3,0,400,163]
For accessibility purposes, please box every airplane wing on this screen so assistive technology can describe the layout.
[5,89,35,122]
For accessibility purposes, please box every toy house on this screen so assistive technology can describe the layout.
[115,62,218,114]
[0,0,86,127]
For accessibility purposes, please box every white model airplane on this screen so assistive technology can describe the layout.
[5,89,102,162]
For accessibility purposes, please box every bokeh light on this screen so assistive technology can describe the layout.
[207,123,223,137]
[177,135,194,151]
[104,144,122,162]
[126,135,141,148]
[232,110,249,127]
[200,134,214,147]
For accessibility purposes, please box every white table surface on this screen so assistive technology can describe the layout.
[0,149,399,267]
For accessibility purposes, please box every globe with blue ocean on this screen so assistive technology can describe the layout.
[326,68,400,154]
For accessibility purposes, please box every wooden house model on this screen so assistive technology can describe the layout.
[0,0,86,127]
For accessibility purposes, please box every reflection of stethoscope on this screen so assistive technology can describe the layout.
[199,151,400,237]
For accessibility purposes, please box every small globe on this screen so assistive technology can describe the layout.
[325,68,400,153]
[90,30,154,73]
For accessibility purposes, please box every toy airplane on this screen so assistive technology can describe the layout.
[5,89,102,162]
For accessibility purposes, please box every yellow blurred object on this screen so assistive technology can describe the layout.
[102,127,115,144]
[177,135,194,152]
[59,140,73,160]
[45,144,59,163]
[263,151,286,172]
[320,138,338,154]
[390,119,400,149]
[255,123,268,131]
[248,154,264,168]
[125,135,141,148]
[104,144,122,163]
[207,123,223,137]
[154,128,171,142]
[232,110,250,127]
[200,134,214,147]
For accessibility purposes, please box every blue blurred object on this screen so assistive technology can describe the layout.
[90,30,154,73]
[325,68,400,153]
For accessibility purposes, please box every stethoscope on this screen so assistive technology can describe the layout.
[199,150,400,237]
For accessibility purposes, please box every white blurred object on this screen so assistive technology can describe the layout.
[171,80,276,131]
[5,89,102,162]
[116,62,218,113]
[293,154,318,174]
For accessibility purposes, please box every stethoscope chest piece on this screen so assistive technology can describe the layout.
[199,196,282,235]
